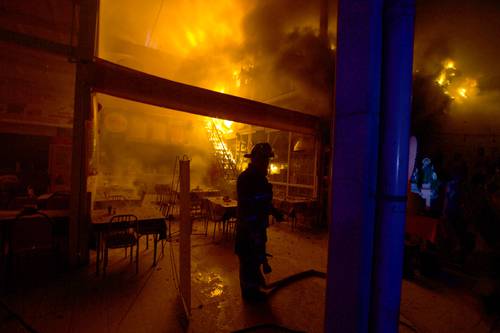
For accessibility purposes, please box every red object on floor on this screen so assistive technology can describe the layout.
[405,214,440,243]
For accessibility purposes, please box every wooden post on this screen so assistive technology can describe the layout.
[69,0,99,266]
[286,132,292,198]
[179,157,191,316]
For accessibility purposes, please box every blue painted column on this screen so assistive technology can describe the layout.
[325,0,384,332]
[370,1,416,332]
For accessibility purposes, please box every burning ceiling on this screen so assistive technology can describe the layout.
[98,0,336,118]
[408,0,500,147]
[434,59,478,103]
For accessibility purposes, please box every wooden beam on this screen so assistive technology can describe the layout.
[92,58,320,135]
[0,120,59,136]
[69,0,98,267]
[0,27,74,57]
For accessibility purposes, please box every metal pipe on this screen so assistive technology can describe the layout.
[370,1,416,332]
[325,0,384,331]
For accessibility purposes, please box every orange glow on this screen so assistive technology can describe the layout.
[453,78,478,103]
[269,163,280,175]
[457,87,468,99]
[435,58,478,104]
[436,72,447,86]
[205,118,236,166]
[99,0,252,96]
[435,59,455,87]
[444,60,456,70]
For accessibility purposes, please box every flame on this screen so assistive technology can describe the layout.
[269,163,287,175]
[435,59,455,87]
[453,78,478,103]
[205,118,236,168]
[435,58,478,103]
[100,0,251,96]
[436,72,447,86]
[210,118,233,135]
[444,60,456,70]
[457,87,468,99]
[269,163,280,175]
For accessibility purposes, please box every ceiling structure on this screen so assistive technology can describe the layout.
[0,0,76,133]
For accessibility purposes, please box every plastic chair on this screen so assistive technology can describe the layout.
[103,214,138,275]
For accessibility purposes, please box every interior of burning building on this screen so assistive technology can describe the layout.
[1,0,500,332]
[91,93,318,208]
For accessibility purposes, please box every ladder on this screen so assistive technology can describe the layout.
[206,119,238,181]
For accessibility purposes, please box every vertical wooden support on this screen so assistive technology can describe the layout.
[286,132,292,197]
[69,0,99,266]
[179,157,191,316]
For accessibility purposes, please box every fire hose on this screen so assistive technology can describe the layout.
[231,269,327,333]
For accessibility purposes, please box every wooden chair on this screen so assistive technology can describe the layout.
[103,214,138,275]
[4,212,56,291]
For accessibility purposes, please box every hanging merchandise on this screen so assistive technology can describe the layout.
[410,157,439,209]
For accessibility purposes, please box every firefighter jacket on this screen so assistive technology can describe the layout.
[235,163,273,259]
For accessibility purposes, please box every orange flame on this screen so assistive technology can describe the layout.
[435,59,478,103]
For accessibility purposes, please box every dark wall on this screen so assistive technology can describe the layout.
[0,133,50,195]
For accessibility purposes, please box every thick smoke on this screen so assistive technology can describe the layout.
[238,1,336,116]
[412,0,500,161]
[414,0,500,115]
[100,0,336,118]
[96,1,337,196]
[94,94,215,195]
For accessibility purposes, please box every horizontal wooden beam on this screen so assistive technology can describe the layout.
[0,27,74,58]
[92,58,320,135]
[0,120,60,136]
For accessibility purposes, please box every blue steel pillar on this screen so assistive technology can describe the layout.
[325,0,384,332]
[370,1,416,332]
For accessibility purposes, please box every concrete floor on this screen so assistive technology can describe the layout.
[0,218,496,332]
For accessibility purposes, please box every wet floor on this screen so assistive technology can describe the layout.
[0,218,495,332]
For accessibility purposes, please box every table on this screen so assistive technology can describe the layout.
[0,209,70,286]
[0,209,70,222]
[206,197,238,240]
[91,210,167,275]
[0,210,70,250]
[273,197,317,229]
[207,196,238,209]
[191,187,221,198]
[93,196,144,210]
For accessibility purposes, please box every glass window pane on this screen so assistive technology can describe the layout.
[90,93,317,214]
[289,133,315,187]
